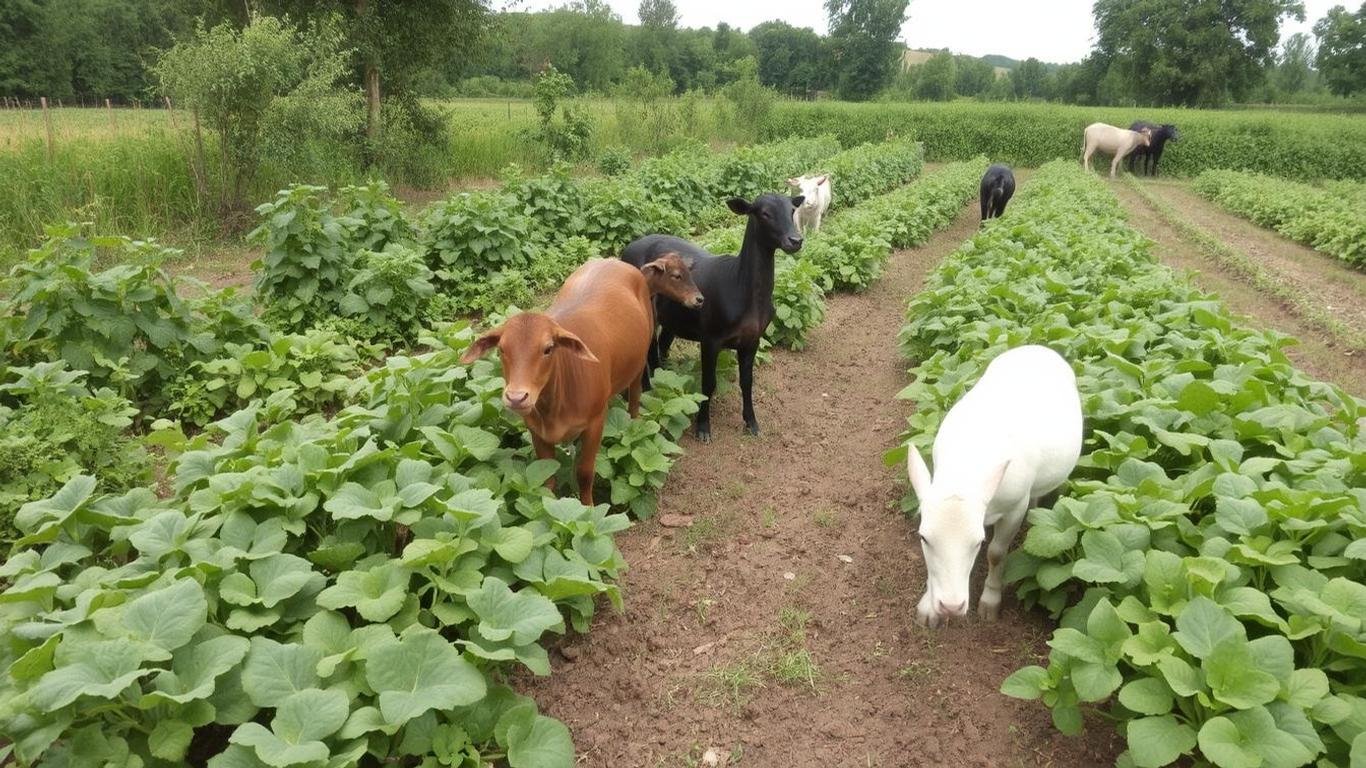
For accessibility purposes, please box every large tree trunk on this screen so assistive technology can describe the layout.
[365,64,381,142]
[358,0,380,145]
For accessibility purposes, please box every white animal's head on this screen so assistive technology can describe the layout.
[785,175,827,211]
[906,444,1008,620]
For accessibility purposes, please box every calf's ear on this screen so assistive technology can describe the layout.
[906,444,933,499]
[726,197,751,215]
[554,329,600,364]
[460,329,502,364]
[790,195,805,209]
[640,261,664,277]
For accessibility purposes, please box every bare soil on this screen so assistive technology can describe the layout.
[519,204,1122,768]
[1112,181,1366,396]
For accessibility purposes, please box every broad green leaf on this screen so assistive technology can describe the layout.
[149,719,195,762]
[317,563,410,622]
[506,714,574,768]
[1119,678,1175,716]
[123,578,207,657]
[489,527,535,563]
[241,638,321,708]
[1174,597,1244,660]
[1127,715,1196,767]
[365,629,486,725]
[1000,665,1050,700]
[468,576,565,646]
[145,634,250,705]
[249,554,321,609]
[30,640,152,712]
[1205,640,1280,709]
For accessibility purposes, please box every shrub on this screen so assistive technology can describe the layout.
[338,244,435,345]
[767,257,827,350]
[249,184,353,330]
[598,146,633,176]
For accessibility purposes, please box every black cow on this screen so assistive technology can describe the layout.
[979,164,1015,223]
[621,193,804,442]
[1126,122,1179,177]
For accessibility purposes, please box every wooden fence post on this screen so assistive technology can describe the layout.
[106,98,116,132]
[40,97,54,160]
[163,96,180,132]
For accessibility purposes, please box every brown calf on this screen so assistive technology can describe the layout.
[462,257,698,505]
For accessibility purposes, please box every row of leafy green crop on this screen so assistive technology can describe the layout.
[0,322,706,768]
[893,161,1365,768]
[1194,169,1366,269]
[697,156,984,350]
[0,142,961,767]
[760,101,1366,181]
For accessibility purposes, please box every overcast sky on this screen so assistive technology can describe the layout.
[506,0,1341,64]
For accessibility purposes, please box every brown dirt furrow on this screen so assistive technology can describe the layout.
[520,202,1121,768]
[1112,181,1366,397]
[1142,179,1366,324]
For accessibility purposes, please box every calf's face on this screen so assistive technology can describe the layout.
[907,445,1008,621]
[728,193,805,254]
[461,313,598,414]
[642,252,704,309]
[786,175,827,211]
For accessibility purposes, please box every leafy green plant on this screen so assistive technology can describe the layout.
[419,191,534,289]
[1194,169,1365,268]
[597,146,633,176]
[767,257,827,351]
[334,179,412,252]
[528,237,597,293]
[338,243,434,345]
[893,161,1366,768]
[0,361,148,542]
[167,328,366,427]
[0,227,213,406]
[578,179,689,254]
[524,65,595,162]
[249,184,354,330]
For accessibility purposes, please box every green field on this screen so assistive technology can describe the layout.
[4,98,1365,269]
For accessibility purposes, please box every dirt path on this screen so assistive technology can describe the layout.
[521,204,1120,768]
[1112,181,1366,397]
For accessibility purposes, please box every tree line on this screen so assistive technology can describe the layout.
[0,0,1362,111]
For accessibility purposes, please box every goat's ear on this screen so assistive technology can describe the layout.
[460,328,502,364]
[790,195,806,209]
[640,261,664,277]
[727,197,751,215]
[906,444,933,499]
[982,460,1010,500]
[554,329,599,364]
[816,175,828,186]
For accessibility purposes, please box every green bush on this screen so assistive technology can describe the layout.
[0,228,217,407]
[767,257,827,350]
[0,362,148,542]
[249,184,354,330]
[338,244,435,345]
[597,146,633,176]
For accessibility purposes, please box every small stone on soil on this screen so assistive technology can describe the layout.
[837,554,854,563]
[658,514,693,528]
[783,572,796,580]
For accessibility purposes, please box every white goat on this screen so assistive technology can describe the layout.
[1081,122,1152,179]
[905,345,1082,628]
[786,174,831,234]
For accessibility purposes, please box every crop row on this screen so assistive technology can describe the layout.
[894,161,1365,768]
[1193,170,1366,269]
[762,102,1366,181]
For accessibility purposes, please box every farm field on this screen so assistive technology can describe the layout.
[3,102,1366,768]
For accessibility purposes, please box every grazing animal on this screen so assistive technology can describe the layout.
[635,250,704,391]
[1126,121,1180,177]
[979,165,1016,223]
[786,174,832,234]
[905,345,1082,627]
[621,193,805,442]
[461,258,656,505]
[1081,122,1152,179]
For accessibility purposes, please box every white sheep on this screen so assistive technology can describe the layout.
[786,174,831,234]
[1081,122,1152,179]
[905,344,1083,628]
